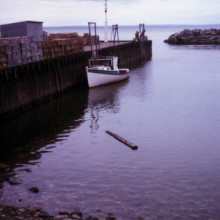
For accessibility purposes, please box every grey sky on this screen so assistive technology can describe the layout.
[0,0,220,26]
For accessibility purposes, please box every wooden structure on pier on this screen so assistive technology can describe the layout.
[1,21,43,41]
[0,40,152,120]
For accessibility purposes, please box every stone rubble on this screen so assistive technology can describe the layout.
[164,29,220,45]
[0,205,117,220]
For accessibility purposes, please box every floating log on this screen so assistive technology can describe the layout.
[106,130,138,150]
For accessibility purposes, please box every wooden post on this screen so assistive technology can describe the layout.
[106,130,138,150]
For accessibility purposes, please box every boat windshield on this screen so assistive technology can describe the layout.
[90,59,112,68]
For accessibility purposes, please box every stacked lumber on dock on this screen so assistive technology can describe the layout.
[47,32,99,46]
[41,33,84,59]
[0,37,43,69]
[82,33,100,46]
[0,32,100,70]
[42,35,82,59]
[0,47,7,70]
[82,33,90,46]
[48,32,80,40]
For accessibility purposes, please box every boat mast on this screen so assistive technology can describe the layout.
[104,0,108,42]
[88,22,99,57]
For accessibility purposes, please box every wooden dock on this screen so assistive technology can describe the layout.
[83,41,129,51]
[0,40,152,120]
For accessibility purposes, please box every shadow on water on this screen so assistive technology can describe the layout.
[0,89,88,186]
[166,44,220,51]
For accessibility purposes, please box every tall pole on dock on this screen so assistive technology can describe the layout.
[104,0,108,42]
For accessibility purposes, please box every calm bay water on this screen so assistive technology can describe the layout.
[0,25,220,220]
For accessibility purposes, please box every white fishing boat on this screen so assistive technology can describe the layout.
[86,56,129,88]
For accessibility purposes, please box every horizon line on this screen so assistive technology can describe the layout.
[44,23,220,28]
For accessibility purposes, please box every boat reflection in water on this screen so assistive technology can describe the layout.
[0,80,128,214]
[0,89,88,187]
[88,81,128,133]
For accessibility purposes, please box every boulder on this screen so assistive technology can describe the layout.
[164,28,220,45]
[29,187,39,193]
[8,176,23,185]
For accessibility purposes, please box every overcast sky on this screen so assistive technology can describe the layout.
[0,0,220,27]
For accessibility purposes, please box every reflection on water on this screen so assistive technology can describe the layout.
[168,44,220,51]
[88,82,127,133]
[0,26,220,220]
[0,89,88,186]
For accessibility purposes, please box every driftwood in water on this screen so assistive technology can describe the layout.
[106,130,138,150]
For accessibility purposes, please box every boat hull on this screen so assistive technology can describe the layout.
[87,68,129,88]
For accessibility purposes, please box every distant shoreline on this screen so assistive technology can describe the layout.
[44,24,220,28]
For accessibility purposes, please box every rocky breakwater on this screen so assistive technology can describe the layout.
[164,29,220,45]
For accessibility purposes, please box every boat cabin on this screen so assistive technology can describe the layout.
[88,56,119,71]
